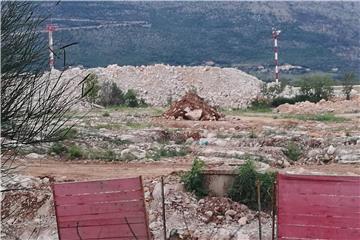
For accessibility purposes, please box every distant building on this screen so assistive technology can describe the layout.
[204,60,215,66]
[278,63,303,71]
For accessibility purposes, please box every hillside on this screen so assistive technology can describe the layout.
[38,1,360,77]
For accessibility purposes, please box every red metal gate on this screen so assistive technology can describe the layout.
[52,176,150,240]
[277,173,360,240]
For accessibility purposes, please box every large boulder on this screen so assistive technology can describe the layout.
[185,109,203,120]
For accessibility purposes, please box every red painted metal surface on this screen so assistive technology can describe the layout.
[52,177,151,240]
[277,173,360,240]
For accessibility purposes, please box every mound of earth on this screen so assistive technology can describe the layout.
[275,96,360,114]
[163,92,222,121]
[49,64,262,108]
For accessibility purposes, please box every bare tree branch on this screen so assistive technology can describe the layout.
[1,1,88,186]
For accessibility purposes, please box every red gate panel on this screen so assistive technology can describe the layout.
[52,177,150,240]
[277,173,360,240]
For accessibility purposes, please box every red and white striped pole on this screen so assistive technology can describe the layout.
[47,24,56,70]
[272,28,281,83]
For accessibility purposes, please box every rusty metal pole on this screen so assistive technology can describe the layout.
[272,181,277,240]
[256,180,262,240]
[161,176,167,240]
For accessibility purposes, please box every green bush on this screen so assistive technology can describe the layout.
[49,142,67,155]
[68,145,83,159]
[124,89,139,107]
[257,170,276,210]
[181,158,208,197]
[228,160,276,210]
[99,86,147,108]
[271,76,335,107]
[272,93,337,108]
[248,98,271,112]
[110,82,125,105]
[341,72,357,100]
[271,97,297,107]
[261,83,284,99]
[99,81,125,106]
[50,142,120,161]
[283,142,301,161]
[139,98,148,107]
[272,93,335,109]
[103,149,117,160]
[84,73,101,103]
[50,143,83,159]
[298,75,334,102]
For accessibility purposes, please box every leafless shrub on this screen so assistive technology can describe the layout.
[1,2,89,187]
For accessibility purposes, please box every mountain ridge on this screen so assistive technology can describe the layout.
[38,1,360,77]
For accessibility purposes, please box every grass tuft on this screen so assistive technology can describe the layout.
[283,141,302,161]
[228,160,276,210]
[181,158,208,197]
[282,113,347,122]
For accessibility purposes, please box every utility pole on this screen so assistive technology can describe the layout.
[272,27,281,83]
[47,24,56,70]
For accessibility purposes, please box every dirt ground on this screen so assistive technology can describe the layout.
[18,157,360,182]
[17,158,191,181]
[18,113,360,181]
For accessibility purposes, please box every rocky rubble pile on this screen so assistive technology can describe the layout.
[275,96,360,114]
[163,92,222,121]
[145,175,272,240]
[197,197,253,225]
[53,64,262,108]
[1,175,57,240]
[303,140,360,165]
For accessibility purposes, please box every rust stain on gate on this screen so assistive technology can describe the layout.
[52,176,150,240]
[277,173,360,240]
